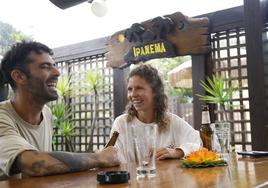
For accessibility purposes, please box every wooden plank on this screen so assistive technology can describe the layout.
[195,6,244,33]
[106,12,210,68]
[244,0,268,150]
[52,37,108,62]
[2,155,268,188]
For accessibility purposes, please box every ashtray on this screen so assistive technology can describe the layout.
[97,171,130,184]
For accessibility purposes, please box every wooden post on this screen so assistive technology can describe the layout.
[244,0,268,150]
[113,67,129,118]
[192,55,206,130]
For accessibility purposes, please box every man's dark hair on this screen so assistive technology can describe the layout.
[1,41,53,90]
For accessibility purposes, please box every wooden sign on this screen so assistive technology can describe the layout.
[106,12,210,68]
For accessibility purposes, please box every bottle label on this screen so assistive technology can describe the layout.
[202,111,211,124]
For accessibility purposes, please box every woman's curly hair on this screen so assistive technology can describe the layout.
[125,64,170,130]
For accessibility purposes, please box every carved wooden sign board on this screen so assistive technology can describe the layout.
[106,12,210,69]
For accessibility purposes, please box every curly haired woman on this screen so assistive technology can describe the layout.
[110,64,201,163]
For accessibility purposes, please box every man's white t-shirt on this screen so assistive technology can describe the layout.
[0,100,53,180]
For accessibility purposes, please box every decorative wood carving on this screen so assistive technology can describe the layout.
[106,12,210,68]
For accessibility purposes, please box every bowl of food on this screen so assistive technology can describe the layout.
[181,147,227,168]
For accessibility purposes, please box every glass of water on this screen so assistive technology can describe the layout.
[212,122,230,161]
[131,123,157,179]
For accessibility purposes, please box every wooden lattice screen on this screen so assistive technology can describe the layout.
[210,28,251,151]
[53,54,114,152]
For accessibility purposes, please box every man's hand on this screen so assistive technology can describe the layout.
[156,147,184,160]
[95,146,120,167]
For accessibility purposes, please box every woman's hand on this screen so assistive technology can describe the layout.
[156,147,184,160]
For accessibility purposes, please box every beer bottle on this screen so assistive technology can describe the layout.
[200,105,213,150]
[104,131,119,148]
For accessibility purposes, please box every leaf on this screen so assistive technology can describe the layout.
[56,75,74,97]
[59,121,76,137]
[181,159,227,168]
[52,103,75,136]
[79,70,103,95]
[197,75,238,106]
[197,75,239,121]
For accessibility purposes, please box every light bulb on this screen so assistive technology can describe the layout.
[91,0,107,17]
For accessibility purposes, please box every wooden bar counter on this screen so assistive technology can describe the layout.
[0,154,268,188]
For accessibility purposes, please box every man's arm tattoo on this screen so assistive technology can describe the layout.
[48,152,99,172]
[10,151,101,176]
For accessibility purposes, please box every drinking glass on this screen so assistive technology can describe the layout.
[212,122,230,161]
[131,124,157,179]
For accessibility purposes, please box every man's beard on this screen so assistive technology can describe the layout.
[27,77,59,103]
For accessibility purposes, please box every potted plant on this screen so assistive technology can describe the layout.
[197,75,238,121]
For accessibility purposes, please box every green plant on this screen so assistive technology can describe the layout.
[58,121,75,137]
[56,75,74,104]
[50,75,76,152]
[52,71,103,152]
[81,70,102,152]
[51,103,76,152]
[167,86,192,103]
[197,75,238,121]
[148,56,193,101]
[52,103,72,128]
